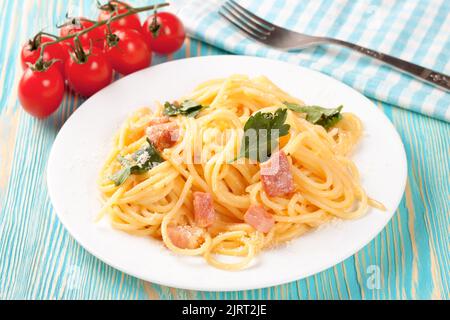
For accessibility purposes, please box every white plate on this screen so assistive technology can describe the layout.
[47,55,407,292]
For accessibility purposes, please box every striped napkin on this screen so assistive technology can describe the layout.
[171,0,450,122]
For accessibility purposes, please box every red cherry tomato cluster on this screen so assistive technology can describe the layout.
[18,2,185,119]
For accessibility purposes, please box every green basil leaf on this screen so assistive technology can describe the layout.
[234,108,291,163]
[110,167,131,187]
[284,102,343,129]
[162,102,180,116]
[109,139,164,186]
[163,100,207,118]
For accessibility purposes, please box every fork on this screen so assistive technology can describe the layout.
[219,0,450,92]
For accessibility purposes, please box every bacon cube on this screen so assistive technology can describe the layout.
[167,225,203,249]
[260,150,295,197]
[193,192,216,228]
[244,205,275,233]
[146,122,179,150]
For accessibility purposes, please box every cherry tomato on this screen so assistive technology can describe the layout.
[21,35,68,75]
[98,1,142,33]
[18,64,65,118]
[65,46,113,97]
[60,18,105,49]
[142,12,186,55]
[104,28,152,75]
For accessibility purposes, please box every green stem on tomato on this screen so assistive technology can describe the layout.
[39,31,60,39]
[56,16,98,29]
[98,0,131,12]
[38,2,169,61]
[28,31,59,50]
[69,37,92,64]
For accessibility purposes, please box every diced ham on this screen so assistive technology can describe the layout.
[148,116,170,126]
[193,192,216,228]
[146,122,179,150]
[244,205,274,233]
[260,150,295,197]
[167,225,203,249]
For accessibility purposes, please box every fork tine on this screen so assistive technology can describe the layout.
[219,8,268,41]
[221,3,271,37]
[226,0,276,31]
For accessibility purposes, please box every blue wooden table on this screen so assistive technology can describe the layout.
[0,0,449,300]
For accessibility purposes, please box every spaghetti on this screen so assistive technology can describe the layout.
[97,75,384,271]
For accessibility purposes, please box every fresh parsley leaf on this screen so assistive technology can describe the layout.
[284,102,343,129]
[234,108,290,163]
[162,102,180,116]
[117,155,133,167]
[110,139,164,186]
[109,166,131,187]
[163,100,206,118]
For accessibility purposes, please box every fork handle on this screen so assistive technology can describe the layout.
[328,38,450,92]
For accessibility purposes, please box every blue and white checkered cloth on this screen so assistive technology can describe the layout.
[172,0,450,122]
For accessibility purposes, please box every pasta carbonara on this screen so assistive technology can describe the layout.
[97,75,384,271]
